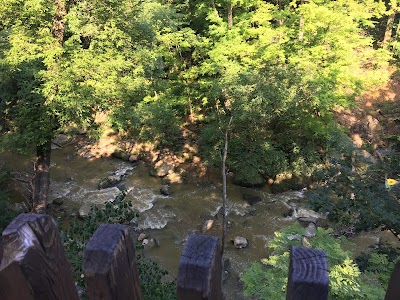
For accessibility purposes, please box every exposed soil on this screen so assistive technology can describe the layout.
[335,69,400,152]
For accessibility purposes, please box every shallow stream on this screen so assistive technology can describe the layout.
[2,145,399,299]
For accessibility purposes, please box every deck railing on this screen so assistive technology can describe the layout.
[0,213,399,300]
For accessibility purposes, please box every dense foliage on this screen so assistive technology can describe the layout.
[307,130,400,236]
[62,193,176,300]
[241,224,396,299]
[0,0,397,187]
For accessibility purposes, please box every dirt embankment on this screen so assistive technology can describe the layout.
[335,70,400,153]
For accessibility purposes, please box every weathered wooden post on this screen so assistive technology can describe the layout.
[177,234,222,300]
[286,246,329,300]
[83,224,142,300]
[385,261,400,300]
[0,213,79,300]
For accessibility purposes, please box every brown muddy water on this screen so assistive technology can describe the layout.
[1,145,399,299]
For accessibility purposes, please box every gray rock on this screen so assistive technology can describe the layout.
[78,205,91,218]
[233,236,248,249]
[304,223,317,238]
[138,233,147,241]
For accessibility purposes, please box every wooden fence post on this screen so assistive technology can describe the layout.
[385,261,400,300]
[286,246,329,300]
[177,234,222,300]
[0,213,79,300]
[83,224,142,300]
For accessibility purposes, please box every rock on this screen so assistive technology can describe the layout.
[160,184,171,196]
[272,173,306,193]
[297,217,318,227]
[242,194,262,206]
[304,223,317,238]
[138,233,147,242]
[52,197,64,205]
[52,134,72,148]
[283,207,296,218]
[213,206,224,219]
[296,208,325,220]
[112,150,130,161]
[202,220,214,233]
[366,115,382,132]
[165,172,183,184]
[83,152,96,159]
[79,205,91,218]
[142,238,156,249]
[233,236,248,249]
[129,155,138,163]
[155,163,175,177]
[98,175,122,189]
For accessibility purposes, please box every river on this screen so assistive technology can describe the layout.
[2,145,399,299]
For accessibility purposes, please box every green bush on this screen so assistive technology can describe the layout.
[241,224,388,300]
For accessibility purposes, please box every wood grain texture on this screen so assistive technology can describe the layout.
[0,213,79,300]
[286,246,329,300]
[83,224,142,300]
[177,234,222,300]
[385,261,400,300]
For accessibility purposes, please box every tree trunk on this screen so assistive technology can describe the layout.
[227,2,233,29]
[298,0,305,41]
[32,141,51,213]
[31,1,66,213]
[384,10,397,45]
[53,0,67,44]
[221,116,232,258]
[211,0,219,18]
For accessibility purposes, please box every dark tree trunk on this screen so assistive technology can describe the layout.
[32,141,51,213]
[227,2,233,29]
[30,0,66,213]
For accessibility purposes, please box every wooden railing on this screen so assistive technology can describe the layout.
[0,213,399,300]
